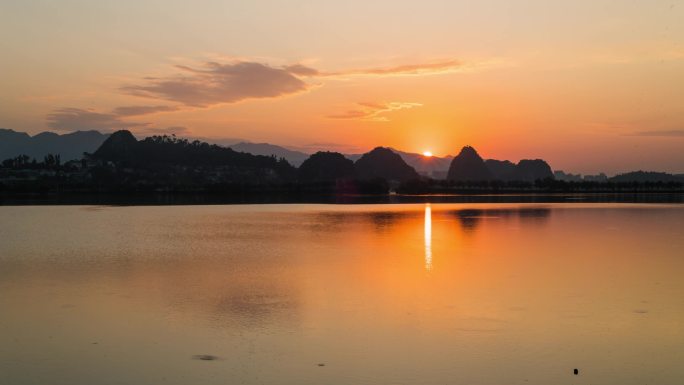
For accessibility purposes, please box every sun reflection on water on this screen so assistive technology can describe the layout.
[424,203,432,271]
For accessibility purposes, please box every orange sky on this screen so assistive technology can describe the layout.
[0,0,682,174]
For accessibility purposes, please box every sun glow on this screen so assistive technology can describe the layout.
[422,151,433,157]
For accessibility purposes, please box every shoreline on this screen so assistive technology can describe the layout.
[1,191,682,206]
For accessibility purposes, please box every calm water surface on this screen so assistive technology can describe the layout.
[1,203,683,385]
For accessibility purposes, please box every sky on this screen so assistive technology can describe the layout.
[1,0,683,174]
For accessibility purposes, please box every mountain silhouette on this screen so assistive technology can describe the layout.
[354,147,420,182]
[448,147,553,182]
[298,151,355,182]
[447,146,493,181]
[93,130,138,161]
[5,128,678,187]
[485,159,518,181]
[0,128,108,161]
[92,130,296,181]
[2,129,682,197]
[486,158,554,182]
[515,159,554,181]
[0,128,452,176]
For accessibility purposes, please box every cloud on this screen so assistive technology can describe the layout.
[629,129,684,137]
[112,105,180,116]
[323,60,464,77]
[328,102,422,121]
[46,108,149,131]
[46,104,178,131]
[118,58,477,108]
[283,64,320,76]
[122,61,312,107]
[49,57,482,131]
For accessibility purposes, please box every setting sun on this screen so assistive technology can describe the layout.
[423,151,433,157]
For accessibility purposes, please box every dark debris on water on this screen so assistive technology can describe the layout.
[193,355,219,361]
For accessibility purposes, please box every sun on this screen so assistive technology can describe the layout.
[422,151,433,157]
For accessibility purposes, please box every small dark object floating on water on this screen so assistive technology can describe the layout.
[193,355,218,361]
[573,368,579,375]
[318,363,325,367]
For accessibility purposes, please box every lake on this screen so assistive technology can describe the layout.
[1,203,683,385]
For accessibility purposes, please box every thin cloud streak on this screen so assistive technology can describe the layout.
[51,57,482,131]
[119,58,479,109]
[322,60,464,77]
[46,108,149,131]
[112,105,180,116]
[629,129,684,137]
[47,104,179,131]
[328,102,423,121]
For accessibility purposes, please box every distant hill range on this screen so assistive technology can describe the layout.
[1,129,681,183]
[0,128,450,175]
[228,142,310,167]
[0,129,109,161]
[224,142,453,175]
[610,171,684,183]
[555,170,683,183]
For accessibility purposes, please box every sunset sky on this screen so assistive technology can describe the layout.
[1,0,682,174]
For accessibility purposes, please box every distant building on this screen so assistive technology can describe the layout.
[554,170,582,182]
[583,173,608,182]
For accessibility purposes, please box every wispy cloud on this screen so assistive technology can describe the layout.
[112,105,180,116]
[629,129,684,137]
[46,108,148,131]
[46,104,178,131]
[119,58,481,108]
[323,60,464,77]
[328,101,422,121]
[51,57,485,130]
[282,63,320,76]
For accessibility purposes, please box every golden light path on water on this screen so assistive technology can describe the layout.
[424,203,432,271]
